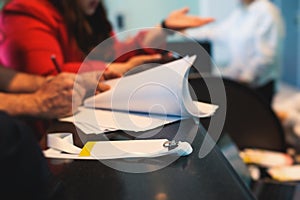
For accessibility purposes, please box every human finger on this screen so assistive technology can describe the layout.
[103,70,122,80]
[95,82,111,94]
[177,7,189,15]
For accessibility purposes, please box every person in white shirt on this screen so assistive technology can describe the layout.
[187,0,285,104]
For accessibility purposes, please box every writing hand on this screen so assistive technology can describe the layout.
[32,73,85,118]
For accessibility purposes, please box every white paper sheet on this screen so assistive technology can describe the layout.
[84,56,218,118]
[43,148,93,160]
[47,133,81,154]
[60,55,218,134]
[60,107,182,134]
[43,133,193,160]
[80,139,193,159]
[44,133,91,160]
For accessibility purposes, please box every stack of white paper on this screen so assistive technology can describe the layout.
[60,55,218,134]
[60,107,180,134]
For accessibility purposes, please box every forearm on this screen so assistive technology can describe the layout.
[141,25,168,47]
[111,29,166,57]
[7,73,46,93]
[0,67,46,93]
[0,93,40,117]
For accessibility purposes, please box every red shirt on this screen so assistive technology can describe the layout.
[0,0,162,76]
[0,0,165,137]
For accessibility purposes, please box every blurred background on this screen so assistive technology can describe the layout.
[0,0,297,88]
[104,0,299,89]
[103,0,300,150]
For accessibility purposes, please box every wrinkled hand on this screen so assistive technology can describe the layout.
[32,73,85,118]
[164,7,214,31]
[107,54,163,75]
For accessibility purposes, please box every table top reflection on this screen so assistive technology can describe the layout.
[45,118,255,200]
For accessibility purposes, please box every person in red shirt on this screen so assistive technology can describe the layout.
[0,0,213,76]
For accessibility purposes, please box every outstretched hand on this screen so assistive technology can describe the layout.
[164,7,214,31]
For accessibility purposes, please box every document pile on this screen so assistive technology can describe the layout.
[60,55,218,134]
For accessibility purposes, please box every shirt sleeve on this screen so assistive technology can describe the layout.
[0,8,107,76]
[239,12,283,83]
[186,11,239,44]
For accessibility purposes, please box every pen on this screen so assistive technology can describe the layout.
[50,54,62,73]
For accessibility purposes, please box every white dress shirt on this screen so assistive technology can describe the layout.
[187,0,285,88]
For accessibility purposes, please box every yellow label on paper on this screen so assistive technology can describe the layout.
[79,142,96,157]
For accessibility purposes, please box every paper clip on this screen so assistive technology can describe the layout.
[163,140,179,151]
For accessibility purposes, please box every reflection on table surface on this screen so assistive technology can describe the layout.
[45,118,255,200]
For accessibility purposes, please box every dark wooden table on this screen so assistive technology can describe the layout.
[45,118,255,200]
